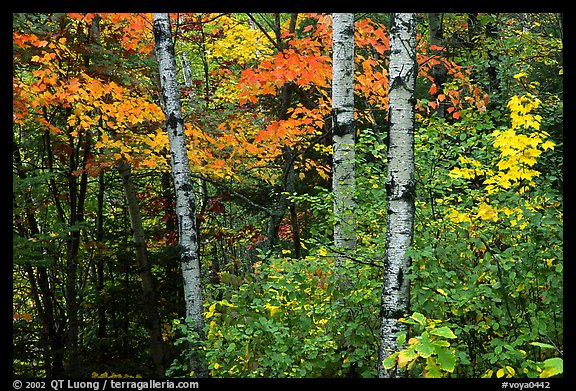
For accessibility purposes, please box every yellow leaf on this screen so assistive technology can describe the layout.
[265,303,281,317]
[206,303,217,319]
[477,202,499,222]
[397,349,417,368]
[506,366,515,376]
[496,368,505,378]
[437,288,448,297]
[481,369,493,378]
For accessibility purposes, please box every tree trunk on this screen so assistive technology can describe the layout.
[180,51,193,87]
[117,159,165,377]
[153,13,207,377]
[263,14,300,256]
[427,13,447,118]
[14,136,66,377]
[65,130,90,377]
[95,170,107,346]
[378,12,417,378]
[331,13,357,270]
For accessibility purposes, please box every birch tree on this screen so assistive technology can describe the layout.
[331,13,356,271]
[378,12,417,378]
[153,13,207,377]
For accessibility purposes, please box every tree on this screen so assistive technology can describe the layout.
[117,159,165,376]
[427,13,447,118]
[12,12,562,379]
[378,12,417,378]
[331,13,357,270]
[153,13,207,377]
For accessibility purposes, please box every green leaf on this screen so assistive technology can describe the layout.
[436,347,456,372]
[382,356,397,370]
[396,333,407,349]
[415,332,435,358]
[424,358,443,378]
[529,342,556,350]
[539,357,563,378]
[432,339,451,348]
[410,312,427,326]
[429,326,457,339]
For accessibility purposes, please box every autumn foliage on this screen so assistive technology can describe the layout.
[13,13,562,379]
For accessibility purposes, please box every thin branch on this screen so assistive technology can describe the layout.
[478,235,515,325]
[190,173,274,217]
[281,124,331,190]
[246,13,280,50]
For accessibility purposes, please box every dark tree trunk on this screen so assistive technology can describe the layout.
[117,159,166,377]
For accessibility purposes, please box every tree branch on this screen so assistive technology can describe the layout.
[246,13,280,51]
[190,173,274,217]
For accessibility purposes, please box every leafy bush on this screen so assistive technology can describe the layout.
[168,255,381,378]
[407,95,563,378]
[382,312,458,377]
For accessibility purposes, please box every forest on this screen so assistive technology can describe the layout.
[13,13,563,379]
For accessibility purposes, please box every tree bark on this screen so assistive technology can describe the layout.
[331,13,357,270]
[65,130,90,377]
[153,13,207,377]
[117,159,165,377]
[179,51,193,87]
[13,136,66,377]
[378,12,417,378]
[95,170,107,345]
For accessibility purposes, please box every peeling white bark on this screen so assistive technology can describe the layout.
[332,13,357,269]
[153,13,206,377]
[378,12,417,378]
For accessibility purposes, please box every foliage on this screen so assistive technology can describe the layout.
[382,312,458,378]
[13,12,562,379]
[408,88,562,377]
[168,255,381,378]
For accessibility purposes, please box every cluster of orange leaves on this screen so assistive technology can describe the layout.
[14,13,489,184]
[14,14,166,177]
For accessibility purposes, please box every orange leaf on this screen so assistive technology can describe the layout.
[213,159,226,169]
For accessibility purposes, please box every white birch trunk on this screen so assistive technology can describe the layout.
[153,13,206,377]
[332,13,356,269]
[378,12,417,378]
[179,51,193,87]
